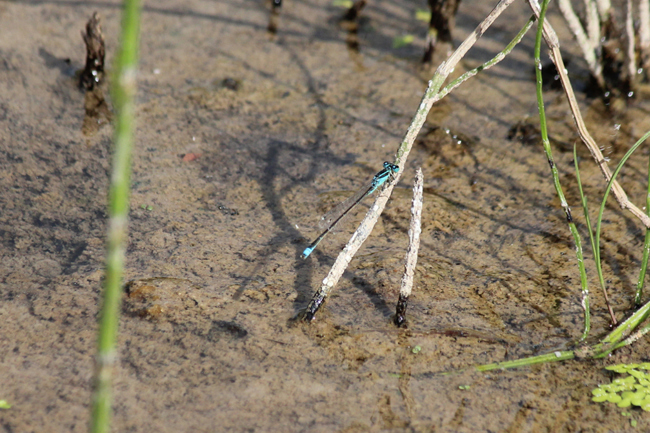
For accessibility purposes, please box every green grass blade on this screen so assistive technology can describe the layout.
[90,1,142,432]
[593,301,650,357]
[475,351,575,372]
[534,0,591,335]
[594,129,650,320]
[637,230,650,306]
[635,138,650,306]
[573,144,591,339]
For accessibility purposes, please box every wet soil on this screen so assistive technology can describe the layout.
[2,0,650,432]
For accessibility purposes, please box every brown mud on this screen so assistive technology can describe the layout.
[2,0,650,431]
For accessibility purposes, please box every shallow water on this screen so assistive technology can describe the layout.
[2,0,650,431]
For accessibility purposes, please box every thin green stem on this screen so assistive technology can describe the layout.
[636,230,650,306]
[594,129,650,318]
[90,1,141,433]
[535,0,593,332]
[475,351,575,372]
[592,300,650,357]
[573,145,591,340]
[470,300,650,373]
[612,320,650,351]
[635,146,650,306]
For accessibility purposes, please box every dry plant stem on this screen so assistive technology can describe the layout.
[640,0,650,72]
[301,180,400,320]
[394,168,423,327]
[557,0,604,87]
[595,0,611,20]
[302,0,517,320]
[528,0,650,229]
[584,0,600,49]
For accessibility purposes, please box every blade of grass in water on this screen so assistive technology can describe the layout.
[572,144,592,340]
[636,135,650,306]
[592,130,650,346]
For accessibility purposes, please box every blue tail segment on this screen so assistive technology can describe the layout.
[301,246,315,259]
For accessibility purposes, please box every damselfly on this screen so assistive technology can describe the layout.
[301,162,399,258]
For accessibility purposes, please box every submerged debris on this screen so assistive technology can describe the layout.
[81,86,111,136]
[221,77,241,91]
[267,0,281,34]
[123,278,208,322]
[341,0,366,22]
[507,120,542,146]
[422,0,462,63]
[80,12,105,90]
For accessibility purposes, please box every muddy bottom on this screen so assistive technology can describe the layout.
[2,0,650,432]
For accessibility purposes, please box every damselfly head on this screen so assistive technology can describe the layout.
[383,161,399,173]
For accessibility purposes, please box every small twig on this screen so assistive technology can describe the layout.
[529,0,650,229]
[394,168,423,327]
[302,0,518,320]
